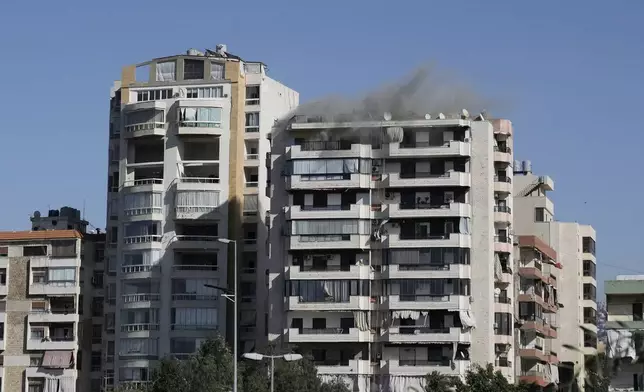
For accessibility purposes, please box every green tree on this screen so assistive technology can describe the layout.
[423,371,454,392]
[452,364,517,392]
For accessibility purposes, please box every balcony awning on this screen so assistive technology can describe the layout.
[42,350,73,368]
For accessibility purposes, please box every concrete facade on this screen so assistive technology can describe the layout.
[267,115,515,391]
[104,47,298,389]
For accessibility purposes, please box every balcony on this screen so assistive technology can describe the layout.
[384,294,470,311]
[123,235,163,250]
[121,264,159,280]
[285,204,373,220]
[123,178,164,193]
[494,176,512,194]
[493,146,512,163]
[29,282,79,296]
[28,306,79,324]
[123,205,164,222]
[287,327,372,343]
[287,234,371,251]
[286,264,372,280]
[175,205,220,221]
[123,103,166,138]
[27,335,76,351]
[386,326,471,344]
[518,371,549,387]
[172,235,221,250]
[121,323,160,334]
[286,295,372,312]
[494,235,513,253]
[387,202,471,219]
[175,176,222,193]
[386,171,471,188]
[493,206,512,224]
[380,263,470,280]
[287,142,373,160]
[388,140,471,158]
[286,173,373,190]
[386,233,472,249]
[176,104,224,136]
[316,359,373,377]
[122,293,160,309]
[494,296,513,313]
[385,358,469,377]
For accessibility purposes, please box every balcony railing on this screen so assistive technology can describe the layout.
[245,181,259,187]
[494,176,512,183]
[122,265,153,274]
[399,234,453,241]
[245,154,260,160]
[173,264,218,271]
[124,121,165,133]
[400,141,455,148]
[300,204,351,211]
[399,359,451,366]
[494,146,512,153]
[584,316,598,325]
[495,296,512,304]
[122,293,160,303]
[172,294,218,301]
[124,207,162,216]
[299,264,351,272]
[397,326,450,334]
[400,202,451,210]
[124,178,163,187]
[394,263,453,271]
[178,120,222,128]
[494,206,512,213]
[121,323,160,332]
[399,294,450,302]
[400,172,454,179]
[123,235,162,244]
[175,235,219,242]
[299,141,353,151]
[178,177,220,184]
[495,235,512,243]
[301,328,347,334]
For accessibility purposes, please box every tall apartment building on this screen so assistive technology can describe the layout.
[513,164,598,388]
[604,275,644,390]
[106,46,298,389]
[0,207,105,392]
[268,114,516,391]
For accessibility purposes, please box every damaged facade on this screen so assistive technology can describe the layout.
[268,114,516,391]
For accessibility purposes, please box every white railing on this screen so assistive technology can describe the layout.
[175,235,219,242]
[245,182,259,187]
[123,178,163,187]
[178,120,222,128]
[121,323,159,332]
[175,206,218,214]
[123,235,162,244]
[173,264,218,271]
[122,293,160,303]
[178,177,220,184]
[124,121,165,133]
[122,265,153,274]
[171,294,219,301]
[124,207,162,216]
[171,323,218,330]
[245,154,259,160]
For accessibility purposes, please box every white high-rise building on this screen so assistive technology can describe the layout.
[105,46,298,389]
[268,115,516,391]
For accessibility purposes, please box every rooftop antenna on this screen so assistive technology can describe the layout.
[82,199,86,220]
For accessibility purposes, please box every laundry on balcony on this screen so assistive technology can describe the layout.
[42,350,74,368]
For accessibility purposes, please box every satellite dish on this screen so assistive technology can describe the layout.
[437,113,446,120]
[494,287,501,295]
[424,114,431,120]
[33,210,41,218]
[461,109,470,119]
[383,112,392,121]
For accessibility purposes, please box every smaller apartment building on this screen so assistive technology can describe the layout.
[605,276,644,391]
[0,229,103,392]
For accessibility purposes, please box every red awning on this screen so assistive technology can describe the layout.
[42,351,73,368]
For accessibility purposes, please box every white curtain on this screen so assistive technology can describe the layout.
[245,112,259,127]
[176,190,220,208]
[48,268,76,282]
[460,310,476,328]
[292,220,370,235]
[126,109,164,126]
[292,159,359,175]
[124,192,161,210]
[384,375,425,392]
[494,253,503,281]
[211,62,225,79]
[459,218,470,234]
[123,250,161,266]
[353,311,370,331]
[550,363,559,384]
[180,107,197,122]
[44,378,59,392]
[173,308,218,328]
[59,377,75,392]
[607,329,637,359]
[156,61,176,81]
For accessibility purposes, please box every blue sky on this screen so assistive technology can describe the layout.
[0,0,642,289]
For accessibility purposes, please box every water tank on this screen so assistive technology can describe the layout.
[187,48,201,56]
[513,160,523,174]
[48,209,59,217]
[523,160,532,174]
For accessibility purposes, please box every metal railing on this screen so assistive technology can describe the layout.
[399,202,451,210]
[122,293,160,303]
[494,206,512,213]
[494,146,512,153]
[123,178,163,187]
[173,264,218,271]
[300,328,346,334]
[178,177,220,184]
[399,359,451,366]
[299,141,353,151]
[171,294,219,301]
[124,122,165,133]
[399,294,450,302]
[121,323,160,332]
[122,265,153,274]
[123,235,162,244]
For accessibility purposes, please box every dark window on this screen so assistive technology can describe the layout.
[634,303,643,321]
[183,59,205,80]
[582,237,596,255]
[312,318,326,329]
[583,283,597,301]
[535,207,545,222]
[291,318,303,332]
[494,312,512,335]
[23,245,46,256]
[110,227,118,244]
[51,240,76,257]
[583,260,596,278]
[91,351,102,371]
[0,247,8,256]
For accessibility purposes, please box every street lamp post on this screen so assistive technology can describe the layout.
[242,353,303,392]
[205,237,238,392]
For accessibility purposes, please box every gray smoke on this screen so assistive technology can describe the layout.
[274,63,500,142]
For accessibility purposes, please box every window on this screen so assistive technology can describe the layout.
[535,207,545,222]
[23,245,47,256]
[137,89,173,102]
[244,63,261,74]
[110,227,118,244]
[583,237,596,255]
[156,61,176,82]
[171,279,218,300]
[171,308,218,330]
[48,268,76,284]
[30,326,45,340]
[178,107,222,128]
[246,86,260,105]
[123,192,162,216]
[28,378,44,392]
[583,283,597,301]
[0,246,7,256]
[184,59,205,80]
[245,112,260,132]
[32,269,46,284]
[186,86,223,98]
[92,324,102,343]
[211,62,225,79]
[91,351,101,371]
[494,312,512,335]
[634,303,643,321]
[120,338,158,357]
[124,109,164,131]
[171,337,207,355]
[0,269,6,285]
[583,260,596,278]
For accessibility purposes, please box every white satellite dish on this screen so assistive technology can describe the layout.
[494,287,501,295]
[424,114,431,120]
[461,109,470,119]
[437,113,446,120]
[383,112,392,121]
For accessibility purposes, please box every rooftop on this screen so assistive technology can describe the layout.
[0,230,82,243]
[605,279,644,295]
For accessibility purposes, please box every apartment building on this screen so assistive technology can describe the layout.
[0,220,103,392]
[513,164,598,388]
[268,114,515,391]
[604,275,644,391]
[105,45,298,389]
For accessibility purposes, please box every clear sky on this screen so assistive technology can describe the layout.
[0,0,642,290]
